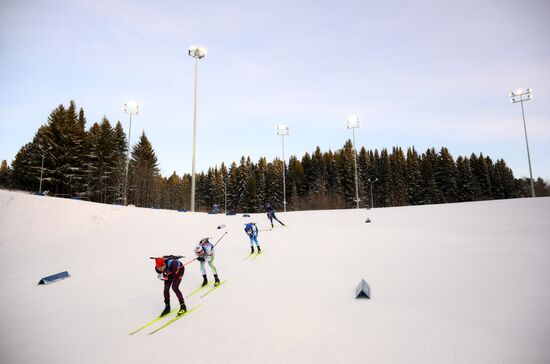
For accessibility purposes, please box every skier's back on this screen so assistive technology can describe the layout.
[155,255,187,316]
[245,222,261,254]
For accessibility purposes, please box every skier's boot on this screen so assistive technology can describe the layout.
[257,246,262,253]
[250,246,255,254]
[201,274,208,287]
[214,274,220,286]
[177,302,187,316]
[160,303,171,317]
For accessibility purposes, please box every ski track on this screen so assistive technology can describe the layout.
[1,190,549,363]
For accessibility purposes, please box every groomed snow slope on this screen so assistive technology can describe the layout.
[0,190,549,363]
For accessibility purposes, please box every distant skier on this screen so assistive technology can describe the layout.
[244,222,261,254]
[195,238,221,287]
[265,202,285,228]
[154,255,187,317]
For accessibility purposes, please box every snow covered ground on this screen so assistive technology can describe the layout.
[1,189,549,363]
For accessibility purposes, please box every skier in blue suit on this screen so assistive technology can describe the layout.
[244,222,261,254]
[265,202,285,228]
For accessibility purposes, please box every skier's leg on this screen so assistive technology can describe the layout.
[171,274,185,305]
[274,215,285,226]
[249,236,255,253]
[200,261,208,286]
[253,236,261,252]
[209,257,220,285]
[163,279,171,304]
[208,257,218,275]
[171,273,187,314]
[160,280,171,316]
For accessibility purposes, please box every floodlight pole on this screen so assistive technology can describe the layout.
[188,46,206,212]
[123,102,139,206]
[346,117,361,208]
[510,89,535,197]
[276,125,290,213]
[281,133,287,213]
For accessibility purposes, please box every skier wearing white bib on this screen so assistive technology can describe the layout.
[195,237,221,287]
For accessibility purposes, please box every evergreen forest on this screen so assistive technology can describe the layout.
[1,101,548,212]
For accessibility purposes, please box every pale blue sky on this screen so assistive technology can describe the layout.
[1,0,549,179]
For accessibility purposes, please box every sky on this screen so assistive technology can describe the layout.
[1,0,549,179]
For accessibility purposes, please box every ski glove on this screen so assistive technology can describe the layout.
[157,273,167,281]
[197,257,205,262]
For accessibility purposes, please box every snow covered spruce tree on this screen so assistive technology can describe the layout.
[324,149,343,208]
[390,147,407,206]
[420,148,442,204]
[0,160,11,188]
[376,149,393,207]
[286,155,304,209]
[266,158,284,211]
[470,153,492,200]
[405,147,423,205]
[255,158,268,211]
[128,131,160,207]
[434,147,457,203]
[311,147,328,195]
[455,156,477,202]
[226,162,240,211]
[336,140,358,208]
[11,101,88,196]
[85,117,127,203]
[10,143,37,190]
[492,159,516,199]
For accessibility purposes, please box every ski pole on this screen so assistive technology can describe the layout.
[183,232,228,266]
[213,231,228,247]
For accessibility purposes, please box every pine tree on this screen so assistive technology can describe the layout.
[287,156,304,208]
[111,121,128,204]
[455,156,476,202]
[0,160,12,187]
[420,148,441,204]
[405,147,423,205]
[300,152,312,197]
[324,149,341,205]
[434,147,457,203]
[377,148,392,207]
[267,159,284,210]
[87,117,120,203]
[471,153,492,200]
[11,143,39,191]
[219,163,229,212]
[494,159,516,199]
[255,158,268,211]
[227,162,240,211]
[338,140,357,207]
[312,147,327,193]
[129,131,160,207]
[390,146,407,206]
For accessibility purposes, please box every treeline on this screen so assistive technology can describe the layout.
[1,101,549,211]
